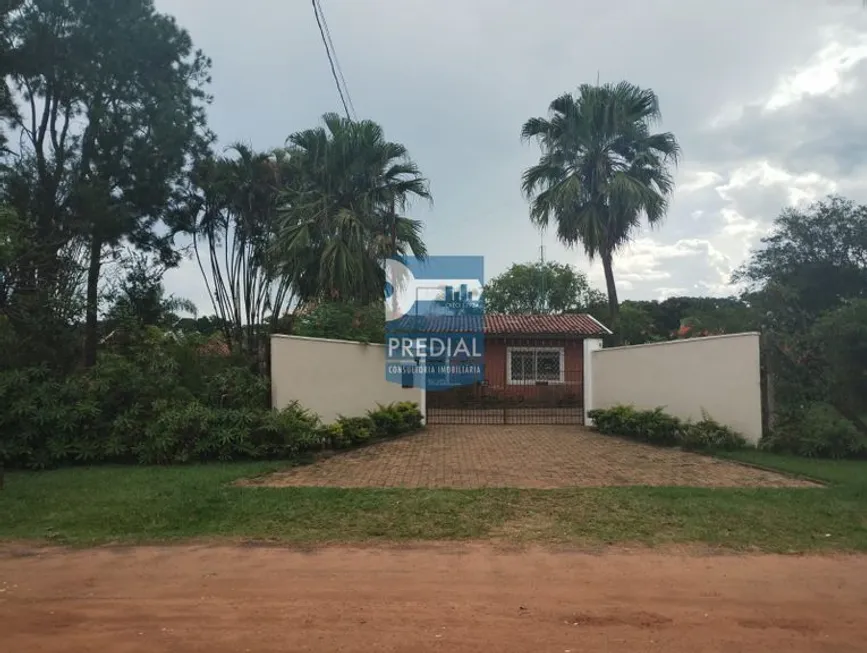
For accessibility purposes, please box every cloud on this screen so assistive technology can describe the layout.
[152,0,867,308]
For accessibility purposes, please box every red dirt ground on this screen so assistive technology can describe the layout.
[1,544,865,652]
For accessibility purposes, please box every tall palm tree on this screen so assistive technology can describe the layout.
[191,144,293,355]
[275,113,430,308]
[521,82,680,336]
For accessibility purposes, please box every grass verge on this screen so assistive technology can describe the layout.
[0,454,866,551]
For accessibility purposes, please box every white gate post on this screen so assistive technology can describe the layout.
[583,338,603,425]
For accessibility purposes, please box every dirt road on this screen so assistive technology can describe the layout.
[1,544,865,652]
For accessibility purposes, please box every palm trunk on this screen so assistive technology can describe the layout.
[83,235,102,368]
[601,250,620,344]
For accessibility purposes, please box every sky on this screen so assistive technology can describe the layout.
[158,0,867,311]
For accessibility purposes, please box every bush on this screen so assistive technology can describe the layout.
[763,402,867,459]
[337,402,424,445]
[0,336,426,468]
[589,405,682,446]
[680,413,747,451]
[337,416,376,444]
[319,423,351,450]
[391,401,424,431]
[251,403,323,458]
[588,405,747,451]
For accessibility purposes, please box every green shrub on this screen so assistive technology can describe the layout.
[763,402,867,459]
[367,402,425,436]
[367,406,403,436]
[589,405,683,446]
[319,423,351,450]
[251,403,322,458]
[337,416,376,444]
[392,401,424,431]
[335,403,423,446]
[0,337,425,468]
[205,365,270,410]
[588,405,747,451]
[680,413,747,451]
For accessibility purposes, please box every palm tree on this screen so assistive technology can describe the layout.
[191,144,293,356]
[521,82,680,336]
[274,113,430,309]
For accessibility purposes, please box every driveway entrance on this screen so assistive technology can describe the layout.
[258,425,814,489]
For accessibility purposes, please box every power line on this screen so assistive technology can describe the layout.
[311,0,354,120]
[318,0,356,119]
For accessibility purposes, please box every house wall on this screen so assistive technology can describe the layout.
[270,335,425,424]
[590,332,763,444]
[483,337,584,397]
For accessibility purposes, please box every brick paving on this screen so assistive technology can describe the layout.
[257,425,817,489]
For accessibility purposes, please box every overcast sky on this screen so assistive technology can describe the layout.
[158,0,867,310]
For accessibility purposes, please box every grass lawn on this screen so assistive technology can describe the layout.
[0,454,866,551]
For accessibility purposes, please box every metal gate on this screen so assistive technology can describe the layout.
[426,368,584,425]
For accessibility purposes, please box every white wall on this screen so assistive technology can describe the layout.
[590,333,763,445]
[271,335,425,423]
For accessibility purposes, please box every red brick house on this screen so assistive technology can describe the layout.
[395,313,610,424]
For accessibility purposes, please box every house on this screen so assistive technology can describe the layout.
[389,313,610,424]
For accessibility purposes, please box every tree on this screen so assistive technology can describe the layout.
[189,145,292,357]
[735,196,867,436]
[4,0,212,366]
[105,253,196,330]
[483,261,605,315]
[617,302,657,345]
[734,196,867,326]
[521,82,680,338]
[0,0,23,153]
[811,299,867,432]
[292,301,385,343]
[274,113,430,309]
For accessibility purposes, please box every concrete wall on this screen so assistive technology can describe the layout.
[590,333,762,444]
[270,335,425,423]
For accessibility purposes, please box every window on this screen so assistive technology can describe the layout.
[507,347,564,384]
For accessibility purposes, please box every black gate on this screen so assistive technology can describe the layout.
[426,368,584,425]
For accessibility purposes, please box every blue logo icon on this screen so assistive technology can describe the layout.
[383,256,485,390]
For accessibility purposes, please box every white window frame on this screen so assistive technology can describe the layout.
[506,346,565,385]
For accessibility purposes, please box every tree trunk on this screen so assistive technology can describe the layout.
[83,235,102,368]
[601,250,620,344]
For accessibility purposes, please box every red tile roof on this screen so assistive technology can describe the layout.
[390,313,610,336]
[484,313,610,336]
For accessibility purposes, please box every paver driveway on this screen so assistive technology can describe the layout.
[258,425,815,489]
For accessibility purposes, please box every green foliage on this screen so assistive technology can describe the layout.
[521,82,680,330]
[336,402,424,445]
[614,297,757,345]
[319,423,351,450]
[188,145,295,358]
[763,403,867,459]
[734,197,867,442]
[0,334,425,468]
[0,337,278,468]
[681,413,748,452]
[275,113,431,308]
[616,302,660,345]
[809,299,867,427]
[293,301,385,343]
[336,416,376,445]
[482,261,606,315]
[588,405,747,451]
[4,0,213,367]
[106,253,196,330]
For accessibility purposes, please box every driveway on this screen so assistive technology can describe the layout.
[259,425,815,489]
